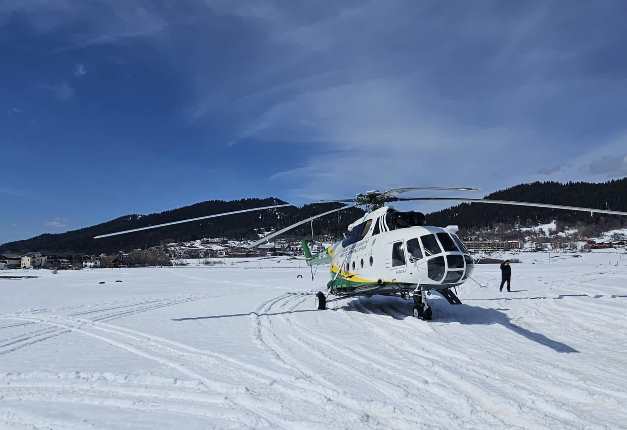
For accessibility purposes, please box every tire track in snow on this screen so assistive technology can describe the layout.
[252,292,469,429]
[251,293,402,429]
[2,314,290,429]
[340,298,548,428]
[0,296,204,355]
[2,293,378,428]
[274,294,443,428]
[344,297,614,428]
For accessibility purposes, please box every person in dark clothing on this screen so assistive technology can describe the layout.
[500,260,511,292]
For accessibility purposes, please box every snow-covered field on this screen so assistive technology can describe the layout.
[1,252,627,429]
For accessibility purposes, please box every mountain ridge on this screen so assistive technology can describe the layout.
[2,178,626,255]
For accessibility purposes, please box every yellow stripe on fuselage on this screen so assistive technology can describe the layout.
[330,264,376,284]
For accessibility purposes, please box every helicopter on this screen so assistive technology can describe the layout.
[95,187,627,320]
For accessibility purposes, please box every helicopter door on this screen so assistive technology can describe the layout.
[391,241,407,274]
[406,238,425,279]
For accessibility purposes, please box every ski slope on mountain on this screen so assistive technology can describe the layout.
[1,252,626,429]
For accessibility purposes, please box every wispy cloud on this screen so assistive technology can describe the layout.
[0,187,24,197]
[3,0,627,220]
[44,218,68,229]
[74,63,87,77]
[42,82,75,101]
[587,155,627,177]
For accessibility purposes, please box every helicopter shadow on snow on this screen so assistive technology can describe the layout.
[340,295,579,354]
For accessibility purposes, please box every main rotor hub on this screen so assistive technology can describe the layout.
[354,190,389,209]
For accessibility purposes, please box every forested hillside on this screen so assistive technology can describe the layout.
[0,199,364,255]
[427,178,627,237]
[2,178,625,254]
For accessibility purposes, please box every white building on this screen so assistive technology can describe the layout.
[21,256,32,269]
[20,253,47,269]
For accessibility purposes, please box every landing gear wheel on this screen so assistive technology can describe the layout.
[413,305,432,320]
[422,306,433,321]
[316,291,327,310]
[412,305,420,318]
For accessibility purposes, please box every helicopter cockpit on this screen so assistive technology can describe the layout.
[404,231,474,285]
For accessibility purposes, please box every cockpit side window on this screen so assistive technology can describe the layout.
[372,218,380,236]
[451,234,468,253]
[342,222,366,247]
[436,232,458,252]
[407,238,423,261]
[420,234,442,256]
[360,219,373,240]
[392,241,406,267]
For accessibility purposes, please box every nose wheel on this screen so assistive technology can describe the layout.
[412,288,432,320]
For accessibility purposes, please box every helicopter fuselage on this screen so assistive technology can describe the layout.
[323,207,474,295]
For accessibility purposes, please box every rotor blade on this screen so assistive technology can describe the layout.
[94,203,293,239]
[314,199,357,203]
[249,205,354,248]
[393,197,627,216]
[383,186,479,196]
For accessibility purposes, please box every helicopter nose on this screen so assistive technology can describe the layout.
[431,252,474,285]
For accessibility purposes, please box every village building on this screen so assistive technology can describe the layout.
[1,254,22,269]
[464,240,522,252]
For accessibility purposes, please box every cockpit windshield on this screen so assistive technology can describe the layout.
[436,232,458,252]
[420,234,442,256]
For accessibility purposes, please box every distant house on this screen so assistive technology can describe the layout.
[0,254,22,269]
[45,255,73,270]
[21,256,32,269]
[98,254,125,268]
[464,240,522,252]
[18,253,48,269]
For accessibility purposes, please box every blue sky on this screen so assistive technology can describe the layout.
[2,1,627,244]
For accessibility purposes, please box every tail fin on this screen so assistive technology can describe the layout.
[301,240,331,266]
[301,240,314,260]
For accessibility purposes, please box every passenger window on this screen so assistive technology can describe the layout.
[392,242,406,267]
[420,234,442,256]
[369,256,374,266]
[360,259,364,268]
[436,233,458,252]
[407,238,423,261]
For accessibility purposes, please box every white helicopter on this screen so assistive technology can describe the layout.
[96,187,627,320]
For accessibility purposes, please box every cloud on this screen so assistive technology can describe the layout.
[74,63,87,77]
[587,155,627,177]
[200,1,627,201]
[43,82,75,101]
[5,0,627,207]
[44,218,68,229]
[1,1,169,52]
[537,165,564,175]
[0,187,25,197]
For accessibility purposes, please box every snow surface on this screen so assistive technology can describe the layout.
[1,253,627,429]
